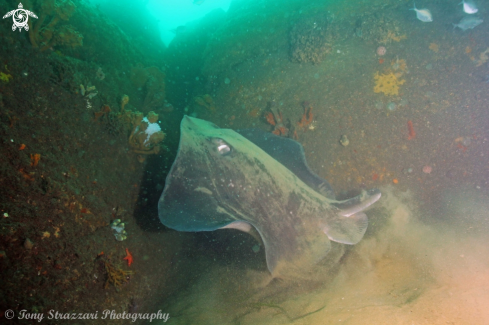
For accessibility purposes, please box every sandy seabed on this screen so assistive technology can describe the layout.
[158,186,489,325]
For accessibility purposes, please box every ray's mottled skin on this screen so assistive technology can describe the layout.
[159,116,381,278]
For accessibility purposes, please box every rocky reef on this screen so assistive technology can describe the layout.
[129,64,166,112]
[25,0,81,51]
[289,13,333,64]
[353,10,406,45]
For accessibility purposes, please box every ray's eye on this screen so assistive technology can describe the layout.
[218,143,230,155]
[212,138,232,156]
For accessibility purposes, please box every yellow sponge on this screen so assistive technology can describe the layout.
[374,72,405,96]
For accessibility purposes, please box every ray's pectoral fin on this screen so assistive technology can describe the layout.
[322,211,368,245]
[323,189,381,245]
[220,221,263,244]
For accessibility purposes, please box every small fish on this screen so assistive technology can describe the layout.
[410,3,433,22]
[193,0,205,5]
[452,16,483,31]
[460,0,478,14]
[170,26,186,35]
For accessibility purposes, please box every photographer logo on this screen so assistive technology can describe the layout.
[3,3,38,32]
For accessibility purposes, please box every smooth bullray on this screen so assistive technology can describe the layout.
[159,116,381,278]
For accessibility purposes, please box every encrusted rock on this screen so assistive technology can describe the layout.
[289,14,333,64]
[340,135,349,147]
[24,238,34,250]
